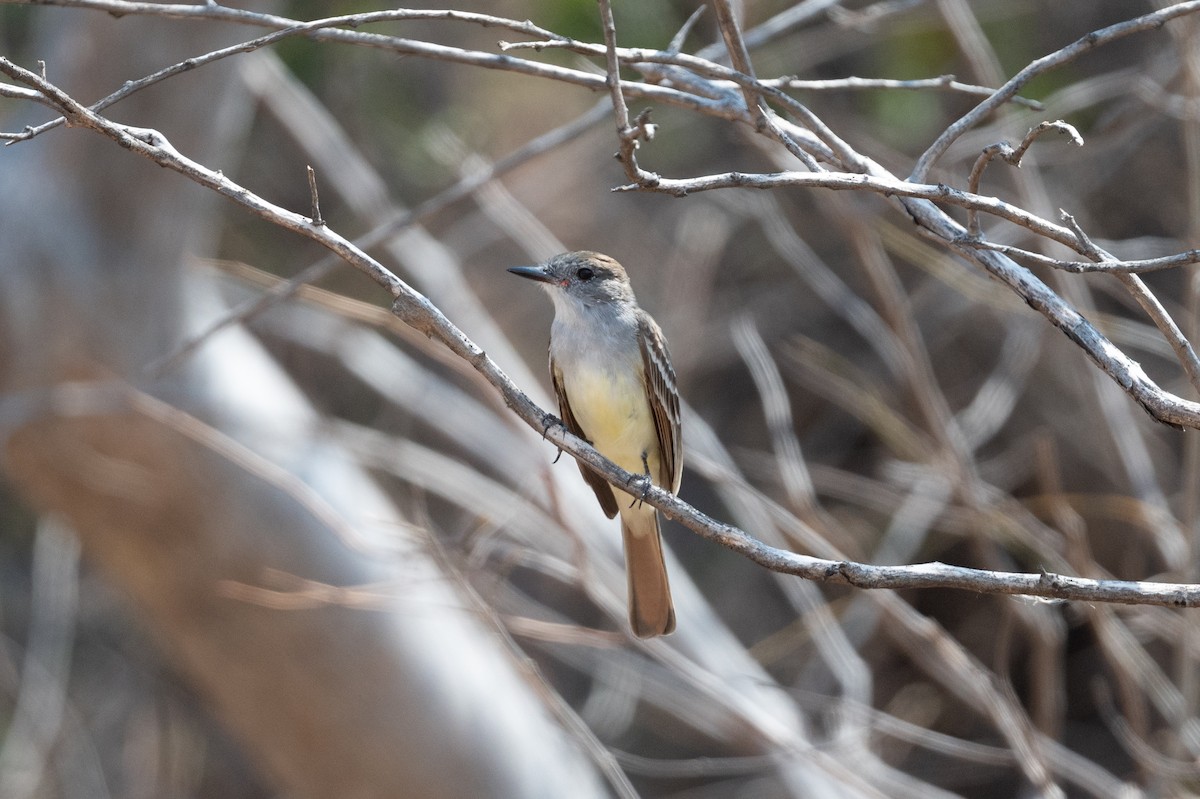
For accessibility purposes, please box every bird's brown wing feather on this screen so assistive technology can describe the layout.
[637,313,682,493]
[550,353,620,518]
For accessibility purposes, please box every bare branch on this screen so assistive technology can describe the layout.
[1052,209,1200,397]
[0,82,44,102]
[965,120,1083,235]
[596,0,650,185]
[958,240,1200,274]
[937,229,1200,431]
[767,74,1044,109]
[711,0,768,132]
[611,167,1097,253]
[912,1,1200,180]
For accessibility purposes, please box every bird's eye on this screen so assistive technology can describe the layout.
[576,267,594,281]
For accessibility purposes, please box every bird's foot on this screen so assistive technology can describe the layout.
[541,412,563,439]
[627,452,654,510]
[541,412,567,462]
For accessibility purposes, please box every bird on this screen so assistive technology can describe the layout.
[509,251,681,637]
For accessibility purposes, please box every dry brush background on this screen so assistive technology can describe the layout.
[2,1,1200,797]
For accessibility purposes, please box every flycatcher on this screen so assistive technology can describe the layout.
[509,251,681,638]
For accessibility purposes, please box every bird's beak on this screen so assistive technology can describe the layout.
[507,265,554,284]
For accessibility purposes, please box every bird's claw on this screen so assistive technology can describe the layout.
[627,452,654,510]
[541,412,563,439]
[541,413,568,463]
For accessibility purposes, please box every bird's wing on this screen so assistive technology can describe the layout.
[637,313,682,494]
[550,352,620,518]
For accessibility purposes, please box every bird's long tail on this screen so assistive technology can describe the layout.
[620,506,676,638]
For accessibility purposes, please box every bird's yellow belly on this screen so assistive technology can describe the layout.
[565,367,661,481]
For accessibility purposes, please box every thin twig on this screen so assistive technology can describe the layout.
[767,74,1043,109]
[710,0,768,133]
[306,165,323,227]
[957,240,1200,274]
[708,4,847,175]
[912,1,1200,180]
[609,167,1106,254]
[965,121,1083,236]
[1061,210,1200,397]
[596,0,648,185]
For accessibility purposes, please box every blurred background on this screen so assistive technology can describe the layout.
[1,0,1199,796]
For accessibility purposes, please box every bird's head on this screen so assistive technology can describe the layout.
[508,251,636,308]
